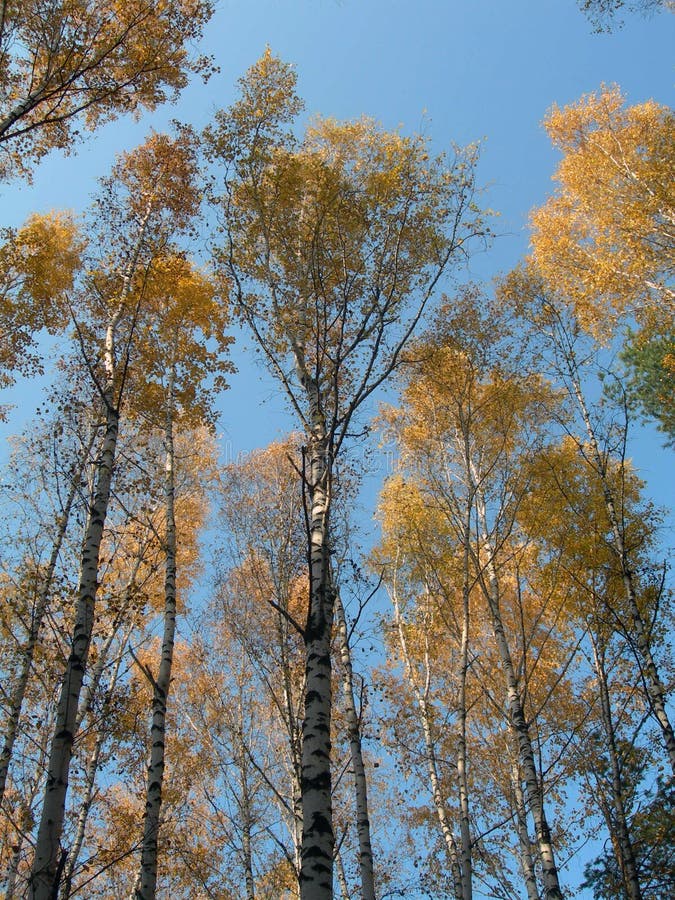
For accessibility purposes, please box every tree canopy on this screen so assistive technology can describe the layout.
[0,0,215,181]
[0,23,672,900]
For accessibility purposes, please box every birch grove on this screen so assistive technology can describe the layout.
[0,45,672,900]
[205,48,485,899]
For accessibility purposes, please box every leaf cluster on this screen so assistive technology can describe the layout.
[207,50,486,442]
[0,0,216,180]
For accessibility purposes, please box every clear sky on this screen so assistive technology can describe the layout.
[2,0,672,528]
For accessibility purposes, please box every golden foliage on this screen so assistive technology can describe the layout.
[207,50,484,429]
[0,212,84,394]
[530,85,674,335]
[128,253,233,428]
[0,0,216,180]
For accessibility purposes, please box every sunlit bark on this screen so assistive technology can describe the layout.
[334,592,376,900]
[0,425,95,811]
[137,365,177,900]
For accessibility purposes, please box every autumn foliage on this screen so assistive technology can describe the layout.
[0,41,672,900]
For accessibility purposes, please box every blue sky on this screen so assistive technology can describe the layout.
[2,0,672,525]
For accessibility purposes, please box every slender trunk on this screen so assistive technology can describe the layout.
[128,873,142,900]
[563,328,675,773]
[0,427,95,810]
[334,592,376,900]
[590,633,642,900]
[0,81,51,138]
[511,758,539,900]
[237,714,256,900]
[390,577,463,900]
[241,780,256,900]
[4,839,22,900]
[29,395,120,900]
[136,369,177,900]
[335,846,351,900]
[75,553,147,734]
[457,492,473,900]
[5,777,46,898]
[4,777,50,900]
[29,201,152,900]
[59,636,129,900]
[298,359,335,900]
[291,775,304,883]
[4,704,56,899]
[474,487,563,900]
[275,607,304,873]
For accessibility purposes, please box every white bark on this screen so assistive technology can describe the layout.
[59,635,129,899]
[271,596,304,872]
[136,367,178,900]
[0,427,95,810]
[335,846,351,900]
[334,593,376,900]
[473,487,564,900]
[281,635,304,875]
[457,494,473,900]
[299,415,335,900]
[74,555,145,735]
[390,576,463,900]
[238,718,257,900]
[29,394,120,900]
[511,758,539,900]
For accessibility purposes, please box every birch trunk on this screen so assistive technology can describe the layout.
[29,200,152,900]
[240,726,256,900]
[335,847,351,900]
[457,493,473,900]
[4,721,52,900]
[474,488,564,900]
[0,427,95,810]
[29,393,120,900]
[390,577,463,900]
[273,601,304,872]
[287,671,304,876]
[74,566,143,735]
[300,416,335,900]
[60,635,130,900]
[511,758,539,900]
[590,633,642,900]
[4,841,22,900]
[560,325,675,773]
[288,342,336,900]
[334,592,376,900]
[136,367,177,900]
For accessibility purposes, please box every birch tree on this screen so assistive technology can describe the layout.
[0,395,96,814]
[529,85,674,442]
[206,49,485,898]
[1,409,172,897]
[132,256,230,900]
[29,130,205,899]
[0,0,215,181]
[376,295,569,899]
[69,428,217,899]
[212,439,316,889]
[0,212,83,400]
[530,85,674,333]
[333,589,376,900]
[502,266,675,775]
[519,436,670,900]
